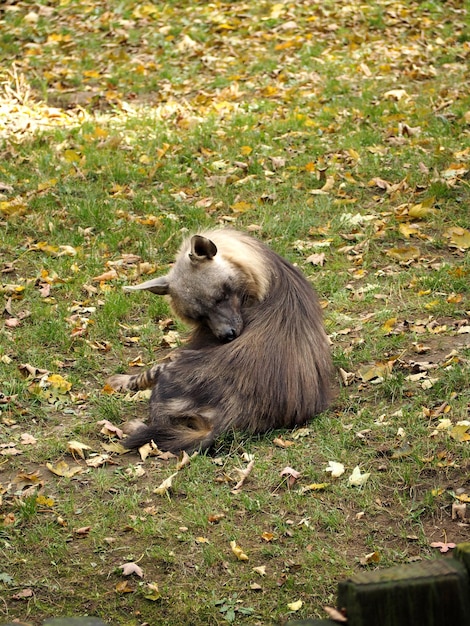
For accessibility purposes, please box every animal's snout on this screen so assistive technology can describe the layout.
[223,328,238,342]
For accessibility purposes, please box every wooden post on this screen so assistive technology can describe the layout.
[337,557,470,626]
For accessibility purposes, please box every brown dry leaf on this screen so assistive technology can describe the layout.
[20,432,37,445]
[0,444,22,456]
[92,269,118,282]
[12,588,34,600]
[360,551,381,565]
[230,540,249,561]
[98,419,124,439]
[261,532,275,542]
[128,355,145,367]
[208,513,225,524]
[144,582,161,601]
[306,252,326,266]
[101,441,128,454]
[138,440,163,461]
[231,200,253,213]
[115,580,134,594]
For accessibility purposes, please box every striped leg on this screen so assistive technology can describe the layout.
[106,362,167,392]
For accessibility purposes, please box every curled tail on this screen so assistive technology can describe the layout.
[123,413,217,454]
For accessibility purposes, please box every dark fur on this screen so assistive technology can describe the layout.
[107,229,332,453]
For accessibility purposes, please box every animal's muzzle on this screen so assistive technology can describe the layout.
[222,328,238,342]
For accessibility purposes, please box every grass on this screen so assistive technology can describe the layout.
[0,0,469,624]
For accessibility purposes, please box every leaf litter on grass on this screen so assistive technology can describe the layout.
[0,0,469,624]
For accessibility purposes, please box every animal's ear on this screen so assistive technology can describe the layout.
[123,276,170,295]
[189,235,217,261]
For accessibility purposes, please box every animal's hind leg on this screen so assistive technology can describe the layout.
[106,362,166,392]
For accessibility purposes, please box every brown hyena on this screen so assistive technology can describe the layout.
[107,229,332,453]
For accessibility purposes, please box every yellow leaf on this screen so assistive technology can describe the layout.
[46,461,83,478]
[37,179,58,192]
[240,146,252,155]
[261,532,275,542]
[48,374,72,393]
[398,223,420,239]
[288,599,303,611]
[230,201,252,213]
[0,200,28,216]
[455,493,470,503]
[299,483,329,493]
[449,424,470,442]
[230,540,249,561]
[407,203,435,219]
[195,536,209,544]
[270,3,285,18]
[36,495,55,507]
[63,149,82,163]
[381,317,397,334]
[444,226,470,249]
[67,440,91,459]
[386,246,420,261]
[358,360,394,381]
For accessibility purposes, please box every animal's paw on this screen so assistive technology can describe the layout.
[106,374,132,392]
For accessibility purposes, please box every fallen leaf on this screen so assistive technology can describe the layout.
[325,461,345,478]
[386,246,420,261]
[299,483,328,494]
[252,565,266,576]
[115,580,134,594]
[120,562,144,577]
[144,582,161,601]
[231,459,255,493]
[287,599,303,611]
[12,588,34,600]
[323,606,348,623]
[154,472,178,497]
[20,433,37,445]
[360,551,381,565]
[444,226,470,249]
[273,437,294,448]
[67,440,91,459]
[98,419,124,439]
[46,460,83,478]
[230,540,249,561]
[348,466,371,487]
[430,541,456,553]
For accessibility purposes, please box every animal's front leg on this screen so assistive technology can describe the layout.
[106,362,167,392]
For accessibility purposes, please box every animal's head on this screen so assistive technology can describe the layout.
[124,235,244,342]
